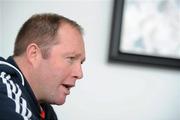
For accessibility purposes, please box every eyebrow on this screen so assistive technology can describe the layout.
[74,54,85,64]
[65,51,86,64]
[74,53,86,63]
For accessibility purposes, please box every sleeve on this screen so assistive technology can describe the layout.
[0,89,24,120]
[0,71,33,120]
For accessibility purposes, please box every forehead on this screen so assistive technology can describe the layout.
[52,23,85,56]
[58,23,83,43]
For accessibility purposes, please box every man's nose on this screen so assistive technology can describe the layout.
[73,64,83,79]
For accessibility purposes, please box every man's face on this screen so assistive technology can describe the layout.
[36,23,85,105]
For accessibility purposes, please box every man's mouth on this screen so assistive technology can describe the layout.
[63,84,74,89]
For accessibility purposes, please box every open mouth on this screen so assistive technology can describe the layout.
[63,84,74,90]
[62,84,75,95]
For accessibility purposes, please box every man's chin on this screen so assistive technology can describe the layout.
[54,98,66,105]
[56,102,65,105]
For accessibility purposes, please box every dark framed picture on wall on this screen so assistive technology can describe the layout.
[109,0,180,68]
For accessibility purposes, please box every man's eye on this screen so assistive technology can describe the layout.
[69,57,75,60]
[67,57,75,63]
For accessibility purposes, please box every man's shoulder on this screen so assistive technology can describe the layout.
[0,56,27,97]
[0,56,25,86]
[0,56,5,61]
[0,56,15,73]
[0,56,35,119]
[0,67,28,120]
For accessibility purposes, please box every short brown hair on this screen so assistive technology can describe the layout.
[13,13,83,58]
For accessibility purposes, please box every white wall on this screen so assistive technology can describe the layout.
[0,0,180,120]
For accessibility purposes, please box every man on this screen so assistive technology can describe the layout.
[0,13,86,120]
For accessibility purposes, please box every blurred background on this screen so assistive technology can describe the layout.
[0,0,179,120]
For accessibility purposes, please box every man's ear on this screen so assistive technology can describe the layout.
[26,43,42,66]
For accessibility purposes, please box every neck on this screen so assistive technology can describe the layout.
[13,55,42,102]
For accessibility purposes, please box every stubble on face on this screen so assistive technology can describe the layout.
[38,23,85,105]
